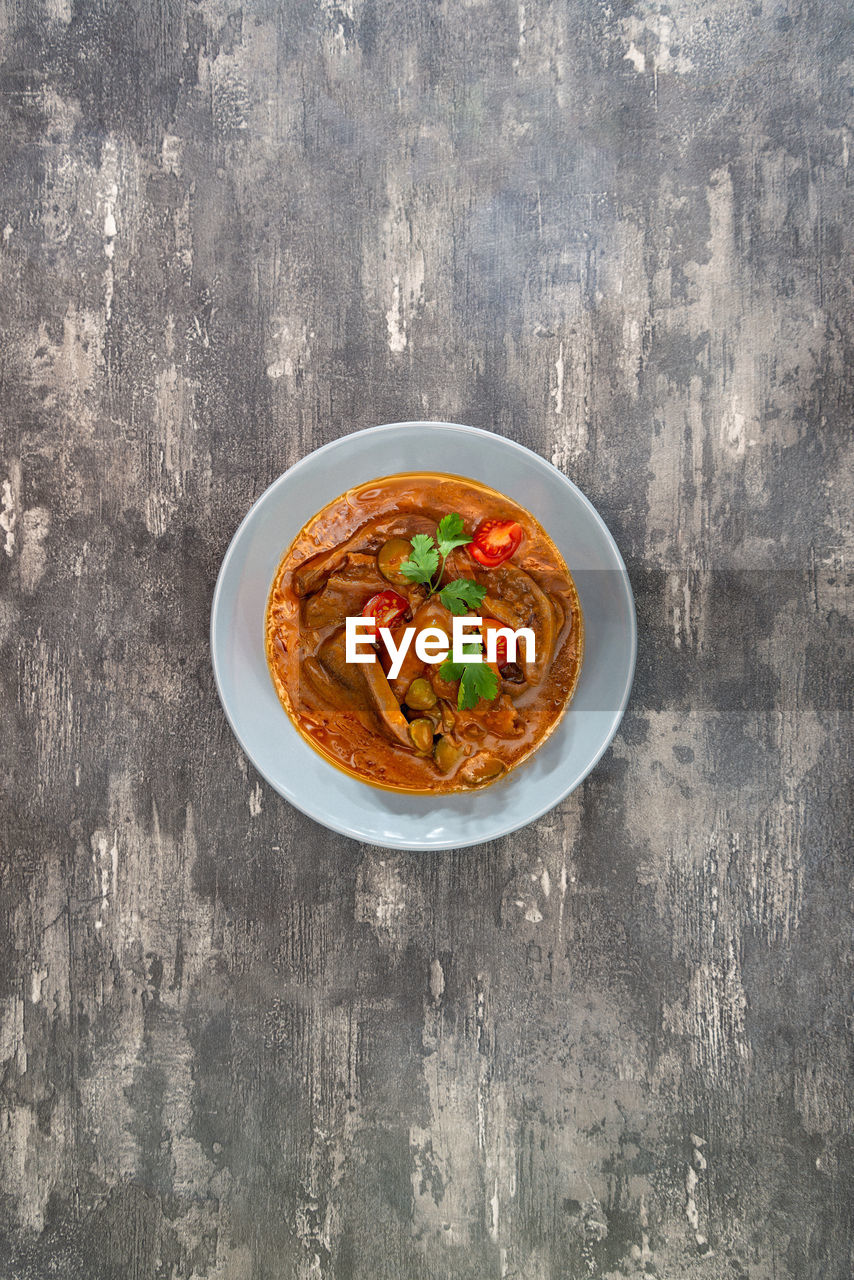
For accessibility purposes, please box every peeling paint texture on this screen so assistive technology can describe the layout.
[0,1,852,1277]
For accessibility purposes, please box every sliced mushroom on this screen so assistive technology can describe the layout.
[303,651,381,739]
[313,628,365,694]
[477,593,513,625]
[454,693,524,740]
[458,752,507,786]
[304,655,360,712]
[302,554,388,628]
[438,700,457,734]
[312,625,415,748]
[480,563,556,685]
[361,659,414,748]
[293,514,437,596]
[433,735,463,774]
[499,662,525,684]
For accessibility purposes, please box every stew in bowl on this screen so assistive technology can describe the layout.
[265,472,584,793]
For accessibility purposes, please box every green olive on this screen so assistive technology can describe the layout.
[405,677,437,711]
[433,735,462,774]
[378,538,413,586]
[408,718,435,753]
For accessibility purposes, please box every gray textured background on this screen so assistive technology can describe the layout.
[0,0,852,1277]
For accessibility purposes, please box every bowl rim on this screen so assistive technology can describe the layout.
[210,420,638,849]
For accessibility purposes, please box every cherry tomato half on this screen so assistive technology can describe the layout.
[362,590,409,630]
[468,518,523,568]
[481,617,508,666]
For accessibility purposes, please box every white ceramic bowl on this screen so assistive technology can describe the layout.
[210,422,636,850]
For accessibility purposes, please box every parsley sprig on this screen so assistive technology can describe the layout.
[439,643,499,710]
[401,514,497,709]
[400,514,486,616]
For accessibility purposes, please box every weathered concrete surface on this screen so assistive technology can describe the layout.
[0,0,852,1276]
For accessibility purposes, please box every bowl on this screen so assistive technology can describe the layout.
[210,422,636,851]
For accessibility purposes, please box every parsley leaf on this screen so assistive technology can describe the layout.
[438,643,499,709]
[437,577,487,616]
[400,533,439,585]
[436,512,472,559]
[438,642,481,681]
[458,663,499,710]
[399,513,480,605]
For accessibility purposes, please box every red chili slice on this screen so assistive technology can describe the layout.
[362,590,409,630]
[468,519,523,568]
